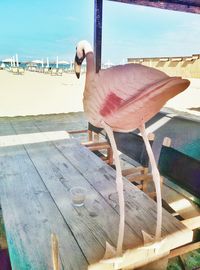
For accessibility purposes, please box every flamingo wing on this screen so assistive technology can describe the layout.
[83,63,190,131]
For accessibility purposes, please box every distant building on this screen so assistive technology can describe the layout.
[127,54,200,78]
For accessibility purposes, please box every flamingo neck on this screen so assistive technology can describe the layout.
[86,52,95,80]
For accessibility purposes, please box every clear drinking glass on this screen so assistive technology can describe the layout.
[70,186,87,207]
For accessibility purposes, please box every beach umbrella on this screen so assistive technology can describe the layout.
[32,59,43,64]
[103,60,114,68]
[41,59,44,68]
[16,54,19,67]
[70,60,73,70]
[13,56,15,67]
[58,60,69,65]
[2,58,13,64]
[26,62,37,67]
[56,56,58,68]
[46,57,49,68]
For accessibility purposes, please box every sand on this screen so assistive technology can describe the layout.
[0,69,199,119]
[165,78,200,119]
[0,70,85,116]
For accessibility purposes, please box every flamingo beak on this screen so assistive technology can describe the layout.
[74,61,81,79]
[74,50,85,79]
[74,52,82,79]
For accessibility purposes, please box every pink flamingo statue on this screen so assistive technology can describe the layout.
[74,40,190,262]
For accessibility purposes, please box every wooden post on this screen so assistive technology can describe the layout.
[94,0,103,73]
[163,137,171,147]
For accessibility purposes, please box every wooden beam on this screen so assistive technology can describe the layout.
[94,0,103,73]
[181,216,200,230]
[82,141,111,150]
[107,0,200,14]
[168,242,200,259]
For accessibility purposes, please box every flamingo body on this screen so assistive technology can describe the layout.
[80,50,190,132]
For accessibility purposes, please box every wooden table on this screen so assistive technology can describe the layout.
[0,136,193,270]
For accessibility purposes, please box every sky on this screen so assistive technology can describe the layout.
[0,0,200,64]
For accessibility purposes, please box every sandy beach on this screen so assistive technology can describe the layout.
[0,70,85,116]
[165,78,200,120]
[0,69,199,119]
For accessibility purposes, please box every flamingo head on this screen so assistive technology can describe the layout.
[74,40,93,78]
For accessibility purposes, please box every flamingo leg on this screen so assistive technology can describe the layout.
[101,121,125,256]
[139,123,162,242]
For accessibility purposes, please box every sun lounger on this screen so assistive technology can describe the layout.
[11,67,19,75]
[57,68,63,76]
[43,67,49,74]
[18,67,25,75]
[51,68,57,76]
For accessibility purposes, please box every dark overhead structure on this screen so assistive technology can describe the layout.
[108,0,200,14]
[94,0,200,72]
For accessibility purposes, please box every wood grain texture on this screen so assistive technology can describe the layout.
[54,139,193,249]
[0,122,87,270]
[0,115,194,269]
[13,122,140,260]
[0,120,138,268]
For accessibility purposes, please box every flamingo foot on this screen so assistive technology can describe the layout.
[103,242,117,259]
[99,242,123,269]
[142,230,154,244]
[142,230,166,256]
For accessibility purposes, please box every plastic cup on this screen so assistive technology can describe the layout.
[70,186,87,207]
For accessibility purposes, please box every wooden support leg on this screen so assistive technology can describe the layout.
[107,147,113,165]
[141,167,148,194]
[93,133,99,142]
[88,130,93,141]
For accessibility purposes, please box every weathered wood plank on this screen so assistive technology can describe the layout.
[32,112,87,133]
[54,139,193,250]
[11,121,142,264]
[0,145,88,269]
[0,119,16,136]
